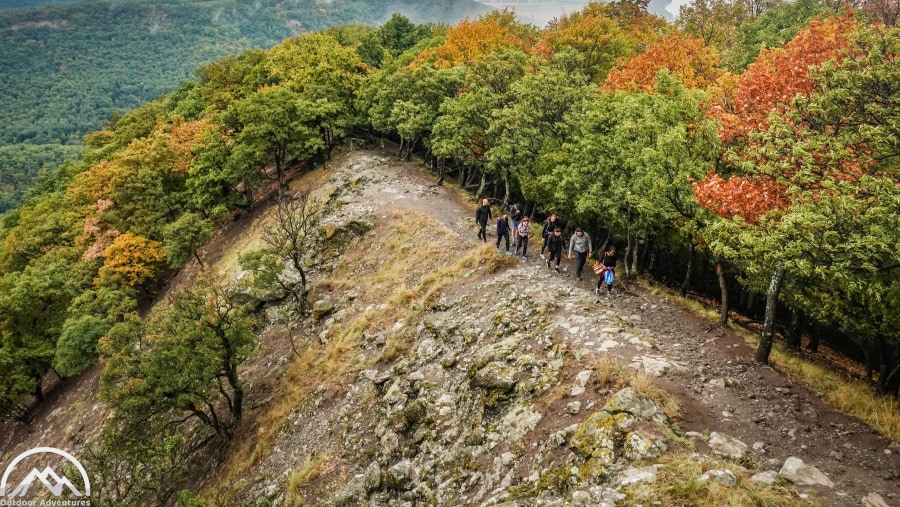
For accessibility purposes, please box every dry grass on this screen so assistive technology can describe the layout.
[637,278,900,443]
[284,452,335,507]
[621,452,815,507]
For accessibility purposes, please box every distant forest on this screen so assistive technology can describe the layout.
[0,0,488,212]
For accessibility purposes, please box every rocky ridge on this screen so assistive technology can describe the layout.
[241,151,899,506]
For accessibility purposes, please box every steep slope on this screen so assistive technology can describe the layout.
[1,148,897,506]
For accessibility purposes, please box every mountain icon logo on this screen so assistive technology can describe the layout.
[0,447,91,498]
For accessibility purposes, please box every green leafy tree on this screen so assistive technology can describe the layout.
[162,212,214,268]
[100,277,258,439]
[223,86,341,197]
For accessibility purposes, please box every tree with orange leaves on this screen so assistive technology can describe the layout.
[417,11,540,69]
[97,232,165,290]
[605,34,723,92]
[543,1,667,82]
[708,13,860,146]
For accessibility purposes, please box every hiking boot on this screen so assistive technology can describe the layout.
[522,256,528,261]
[555,267,560,273]
[496,248,502,253]
[540,253,546,259]
[546,259,551,268]
[505,251,512,256]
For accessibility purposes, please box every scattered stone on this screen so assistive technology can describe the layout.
[750,471,780,485]
[708,432,750,459]
[471,361,518,393]
[571,370,592,397]
[618,466,659,485]
[566,401,582,415]
[385,459,416,490]
[571,490,592,505]
[699,469,739,488]
[333,474,367,507]
[779,457,834,488]
[603,387,668,424]
[862,493,890,507]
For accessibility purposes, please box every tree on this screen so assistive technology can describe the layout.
[604,34,723,92]
[240,190,320,309]
[223,86,341,196]
[696,23,900,371]
[418,11,539,69]
[100,277,258,440]
[97,232,166,290]
[162,212,214,268]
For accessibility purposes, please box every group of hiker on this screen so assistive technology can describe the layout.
[475,200,619,298]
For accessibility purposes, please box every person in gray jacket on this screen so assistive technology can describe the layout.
[567,228,592,281]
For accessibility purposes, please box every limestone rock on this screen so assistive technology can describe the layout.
[779,457,834,488]
[750,471,780,485]
[603,387,668,424]
[699,469,739,488]
[333,474,367,506]
[569,411,628,464]
[312,299,335,322]
[471,361,518,392]
[862,493,890,507]
[385,459,416,490]
[708,432,750,459]
[618,466,659,485]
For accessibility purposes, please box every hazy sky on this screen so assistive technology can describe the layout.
[479,0,689,26]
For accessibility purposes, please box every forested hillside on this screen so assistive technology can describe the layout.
[0,1,898,503]
[0,0,487,211]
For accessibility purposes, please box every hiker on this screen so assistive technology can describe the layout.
[475,198,492,242]
[496,212,511,254]
[545,228,564,272]
[514,216,532,261]
[509,203,524,235]
[596,245,618,298]
[567,228,593,280]
[539,213,560,259]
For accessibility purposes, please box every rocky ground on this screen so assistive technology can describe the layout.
[241,150,899,506]
[2,148,898,506]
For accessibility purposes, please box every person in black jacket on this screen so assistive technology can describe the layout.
[509,203,523,235]
[596,246,618,298]
[496,212,511,254]
[540,213,560,259]
[545,228,564,272]
[475,199,492,242]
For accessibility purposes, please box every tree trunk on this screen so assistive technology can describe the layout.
[475,170,487,199]
[755,262,785,364]
[876,338,900,395]
[681,243,694,297]
[716,257,729,326]
[503,176,510,208]
[397,137,404,158]
[436,158,445,186]
[630,240,639,274]
[624,230,634,277]
[787,309,802,352]
[808,323,821,352]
